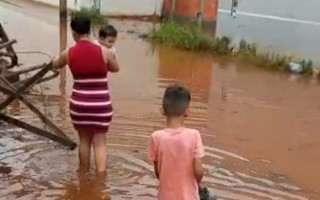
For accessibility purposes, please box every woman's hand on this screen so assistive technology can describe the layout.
[102,47,119,73]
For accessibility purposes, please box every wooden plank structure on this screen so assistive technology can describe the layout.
[0,23,77,150]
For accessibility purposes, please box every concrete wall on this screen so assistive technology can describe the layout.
[32,0,93,10]
[33,0,163,16]
[217,0,320,61]
[32,0,320,21]
[100,0,163,16]
[219,0,320,22]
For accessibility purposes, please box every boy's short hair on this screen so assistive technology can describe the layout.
[163,84,191,116]
[99,25,118,38]
[70,17,91,35]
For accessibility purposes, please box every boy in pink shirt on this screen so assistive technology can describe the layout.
[148,84,205,200]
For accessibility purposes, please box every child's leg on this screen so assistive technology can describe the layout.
[78,131,93,172]
[92,133,107,173]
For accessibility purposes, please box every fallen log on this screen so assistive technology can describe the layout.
[13,64,45,75]
[0,79,71,140]
[0,63,77,149]
[0,113,76,150]
[0,23,76,149]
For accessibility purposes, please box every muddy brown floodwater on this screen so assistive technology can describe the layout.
[1,1,320,200]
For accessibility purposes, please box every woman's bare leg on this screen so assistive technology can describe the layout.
[78,131,93,172]
[92,133,107,173]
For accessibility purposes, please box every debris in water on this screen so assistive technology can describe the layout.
[126,30,136,34]
[138,33,148,40]
[1,183,24,195]
[199,187,217,200]
[260,159,272,164]
[0,166,11,174]
[288,62,303,74]
[279,183,301,191]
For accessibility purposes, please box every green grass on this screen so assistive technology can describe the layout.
[237,39,290,71]
[150,21,231,55]
[149,21,316,75]
[237,39,314,73]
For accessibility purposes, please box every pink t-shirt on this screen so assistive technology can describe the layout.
[148,127,205,200]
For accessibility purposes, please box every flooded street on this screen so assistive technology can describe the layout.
[1,0,320,200]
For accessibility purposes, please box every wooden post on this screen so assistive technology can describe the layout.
[170,0,176,20]
[59,0,67,96]
[94,0,101,11]
[198,0,206,27]
[58,0,68,134]
[0,24,18,68]
[0,40,17,50]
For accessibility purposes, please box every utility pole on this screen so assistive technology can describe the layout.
[59,0,67,96]
[93,0,101,11]
[198,0,206,27]
[170,0,176,20]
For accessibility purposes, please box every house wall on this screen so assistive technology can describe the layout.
[32,0,93,10]
[33,0,163,16]
[217,0,320,61]
[100,0,163,16]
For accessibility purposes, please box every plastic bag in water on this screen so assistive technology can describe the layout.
[288,62,303,74]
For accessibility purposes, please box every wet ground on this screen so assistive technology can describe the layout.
[1,0,320,200]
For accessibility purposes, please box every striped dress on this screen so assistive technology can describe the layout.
[68,40,113,133]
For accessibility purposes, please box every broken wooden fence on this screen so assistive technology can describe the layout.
[0,23,76,150]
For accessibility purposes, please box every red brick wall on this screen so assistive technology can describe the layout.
[163,0,218,21]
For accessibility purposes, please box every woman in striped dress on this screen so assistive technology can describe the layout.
[54,17,119,174]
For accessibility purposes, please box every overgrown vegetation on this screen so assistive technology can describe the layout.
[149,21,316,76]
[149,21,231,55]
[237,39,314,74]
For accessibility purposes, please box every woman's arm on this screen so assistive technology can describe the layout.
[102,47,119,73]
[53,49,68,69]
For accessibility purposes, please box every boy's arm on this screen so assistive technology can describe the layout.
[148,135,159,178]
[154,161,159,179]
[194,157,204,184]
[193,131,205,184]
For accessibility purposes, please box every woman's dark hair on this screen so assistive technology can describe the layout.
[70,17,91,35]
[99,25,118,38]
[162,84,191,116]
